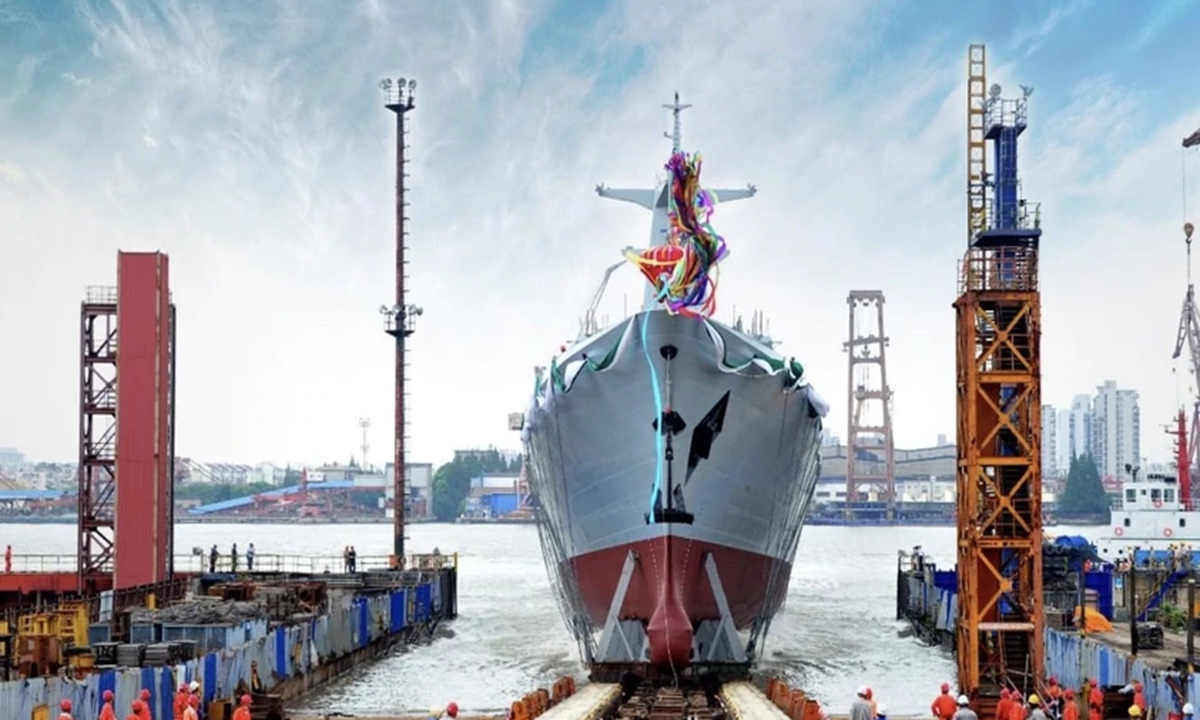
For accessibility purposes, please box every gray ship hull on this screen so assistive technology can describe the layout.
[522,309,826,669]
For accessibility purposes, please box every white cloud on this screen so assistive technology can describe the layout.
[0,160,25,184]
[0,0,1196,471]
[60,71,92,87]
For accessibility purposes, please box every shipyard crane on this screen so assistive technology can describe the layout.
[955,44,1045,713]
[1172,223,1200,500]
[578,261,626,340]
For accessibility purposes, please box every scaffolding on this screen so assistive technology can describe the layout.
[77,287,118,593]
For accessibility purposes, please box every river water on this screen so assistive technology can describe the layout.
[0,521,1101,717]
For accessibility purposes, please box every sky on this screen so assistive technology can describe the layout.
[3,0,1200,469]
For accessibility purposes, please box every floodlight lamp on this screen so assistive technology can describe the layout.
[1186,222,1195,241]
[379,304,392,315]
[379,79,392,91]
[398,77,406,90]
[988,84,1002,98]
[408,79,416,91]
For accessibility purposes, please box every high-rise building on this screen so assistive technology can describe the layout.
[1065,394,1093,463]
[1054,408,1071,473]
[1041,406,1060,476]
[1091,381,1140,481]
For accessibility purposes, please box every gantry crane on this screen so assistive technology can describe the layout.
[955,44,1045,712]
[1173,218,1200,503]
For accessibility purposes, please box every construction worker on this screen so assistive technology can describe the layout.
[953,695,978,720]
[137,689,152,720]
[996,689,1014,720]
[232,695,252,720]
[173,682,189,720]
[866,688,877,718]
[1047,677,1063,718]
[1088,679,1104,720]
[932,683,958,720]
[1029,695,1048,720]
[182,696,199,720]
[57,698,73,720]
[1131,682,1146,714]
[1011,693,1027,720]
[1185,703,1196,720]
[127,701,145,720]
[100,690,117,720]
[1062,689,1078,720]
[850,687,873,720]
[876,706,888,720]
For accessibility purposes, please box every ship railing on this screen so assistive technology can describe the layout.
[1106,498,1198,512]
[958,245,1038,294]
[1,552,458,575]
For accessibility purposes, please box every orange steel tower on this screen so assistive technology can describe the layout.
[955,44,1044,705]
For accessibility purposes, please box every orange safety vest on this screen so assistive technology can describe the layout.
[1064,700,1079,720]
[932,695,957,720]
[99,703,117,720]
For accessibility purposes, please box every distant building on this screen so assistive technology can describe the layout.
[252,462,285,485]
[384,462,434,520]
[1091,381,1140,481]
[0,447,24,470]
[1041,405,1060,477]
[1064,394,1094,465]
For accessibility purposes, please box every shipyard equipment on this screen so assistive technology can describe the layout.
[380,77,422,560]
[955,44,1045,704]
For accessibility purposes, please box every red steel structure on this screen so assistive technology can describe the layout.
[78,287,120,593]
[77,253,175,594]
[843,290,896,519]
[114,252,175,590]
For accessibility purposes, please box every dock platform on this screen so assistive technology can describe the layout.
[537,683,620,720]
[722,682,790,720]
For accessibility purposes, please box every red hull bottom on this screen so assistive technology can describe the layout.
[570,535,791,667]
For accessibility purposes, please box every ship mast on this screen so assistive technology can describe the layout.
[594,93,757,312]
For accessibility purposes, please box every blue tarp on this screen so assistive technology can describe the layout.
[188,481,357,515]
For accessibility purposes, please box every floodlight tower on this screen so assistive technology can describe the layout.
[379,77,422,559]
[359,417,371,471]
[955,44,1045,708]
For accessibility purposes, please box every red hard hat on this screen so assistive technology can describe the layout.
[1065,690,1076,700]
[447,702,460,718]
[241,694,252,706]
[60,699,72,711]
[942,683,950,693]
[133,700,144,711]
[103,690,114,701]
[179,682,188,691]
[865,688,873,700]
[140,689,151,700]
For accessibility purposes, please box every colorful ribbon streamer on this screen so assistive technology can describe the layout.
[623,151,729,318]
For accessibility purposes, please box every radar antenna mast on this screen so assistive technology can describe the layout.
[593,93,757,312]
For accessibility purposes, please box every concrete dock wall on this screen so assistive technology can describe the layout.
[0,572,454,720]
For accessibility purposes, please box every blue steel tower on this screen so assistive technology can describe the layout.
[975,83,1041,247]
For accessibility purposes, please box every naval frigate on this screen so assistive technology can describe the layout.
[519,95,828,675]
